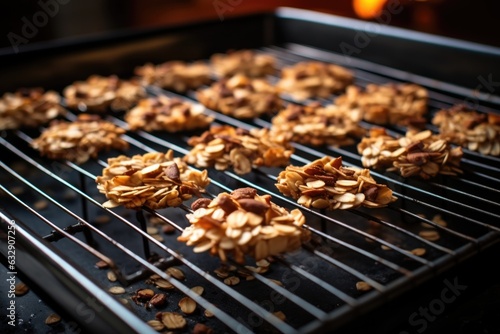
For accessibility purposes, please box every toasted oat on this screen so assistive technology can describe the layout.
[335,83,428,126]
[31,114,129,164]
[161,312,186,330]
[183,125,294,175]
[45,313,61,325]
[357,128,463,179]
[276,156,397,210]
[63,75,146,112]
[178,296,197,314]
[135,60,211,92]
[210,49,276,78]
[178,187,310,263]
[356,281,372,292]
[147,319,165,331]
[269,103,366,147]
[277,61,354,100]
[196,74,283,119]
[125,96,213,132]
[432,104,500,156]
[96,150,210,210]
[0,88,65,130]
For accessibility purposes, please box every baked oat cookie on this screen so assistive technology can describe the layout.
[269,103,366,147]
[196,74,283,119]
[125,96,213,132]
[432,104,500,156]
[135,60,211,92]
[277,61,354,100]
[335,83,428,126]
[96,150,209,210]
[0,88,65,130]
[357,128,463,179]
[63,75,146,112]
[276,156,397,210]
[183,125,294,175]
[210,49,276,78]
[31,114,129,164]
[178,187,310,263]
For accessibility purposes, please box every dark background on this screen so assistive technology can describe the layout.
[2,0,500,54]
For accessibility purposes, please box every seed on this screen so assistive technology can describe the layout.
[107,271,117,282]
[419,230,440,241]
[356,281,372,292]
[149,293,167,308]
[191,286,204,295]
[411,248,426,256]
[155,278,175,290]
[273,311,286,321]
[109,286,126,294]
[380,245,391,251]
[224,276,240,286]
[95,260,109,269]
[166,267,185,280]
[34,200,49,210]
[147,319,165,331]
[179,296,197,314]
[204,309,214,318]
[45,313,61,325]
[214,267,229,278]
[15,283,29,296]
[161,312,186,329]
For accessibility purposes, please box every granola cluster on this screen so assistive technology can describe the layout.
[96,150,210,210]
[31,114,129,164]
[335,83,428,126]
[183,125,294,175]
[125,96,213,132]
[269,103,366,146]
[277,61,354,100]
[63,75,146,112]
[135,61,211,92]
[178,187,310,263]
[196,74,283,119]
[276,156,397,210]
[0,88,65,130]
[357,128,463,179]
[432,105,500,156]
[210,49,276,78]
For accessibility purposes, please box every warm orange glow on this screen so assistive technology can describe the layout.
[353,0,388,19]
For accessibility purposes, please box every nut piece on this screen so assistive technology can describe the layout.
[193,323,214,334]
[432,104,500,156]
[178,187,311,263]
[277,61,354,100]
[31,114,129,164]
[15,282,29,296]
[148,293,167,308]
[125,96,213,132]
[184,125,294,175]
[135,60,211,92]
[269,103,366,147]
[0,88,65,130]
[211,49,276,78]
[161,312,187,330]
[276,156,397,210]
[357,128,463,179]
[356,281,372,292]
[45,313,61,325]
[96,150,210,210]
[63,75,146,112]
[335,83,428,126]
[196,74,283,119]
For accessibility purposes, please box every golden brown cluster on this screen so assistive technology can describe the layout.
[178,187,310,263]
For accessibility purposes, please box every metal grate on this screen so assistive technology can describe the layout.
[1,41,500,334]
